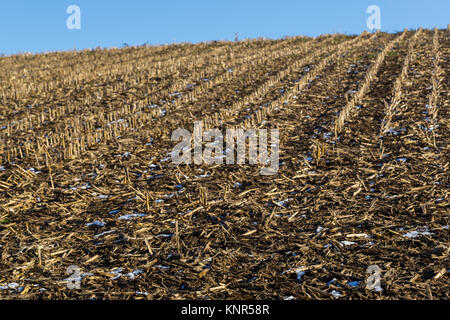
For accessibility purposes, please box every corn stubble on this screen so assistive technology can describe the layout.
[0,29,448,300]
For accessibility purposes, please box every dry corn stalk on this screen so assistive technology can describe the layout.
[426,28,443,124]
[380,28,423,136]
[334,29,409,135]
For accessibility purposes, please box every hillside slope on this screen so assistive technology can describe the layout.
[0,29,448,299]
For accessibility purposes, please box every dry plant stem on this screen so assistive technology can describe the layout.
[334,29,409,135]
[379,28,423,156]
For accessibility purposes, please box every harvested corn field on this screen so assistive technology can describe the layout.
[0,28,448,300]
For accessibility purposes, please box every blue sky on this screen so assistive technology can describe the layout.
[1,0,448,55]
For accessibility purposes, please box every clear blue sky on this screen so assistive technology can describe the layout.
[1,0,448,55]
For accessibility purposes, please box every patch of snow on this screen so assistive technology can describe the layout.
[403,227,433,238]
